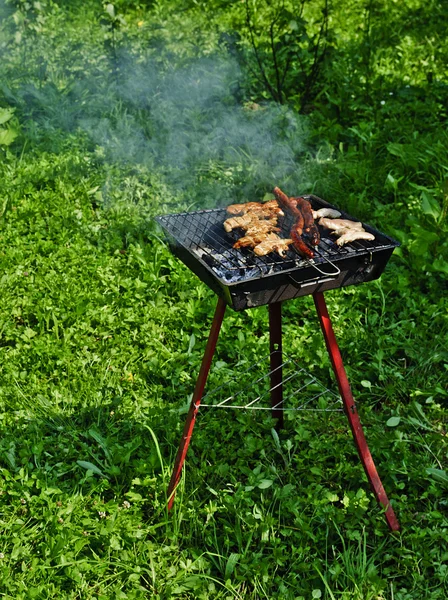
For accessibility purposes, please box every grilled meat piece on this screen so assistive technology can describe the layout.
[312,208,341,219]
[234,232,273,249]
[293,197,314,230]
[273,187,319,256]
[282,202,314,258]
[224,201,283,232]
[224,213,266,232]
[294,197,320,246]
[226,201,264,215]
[226,200,284,217]
[233,234,267,249]
[233,223,281,248]
[245,221,281,235]
[319,217,364,234]
[226,198,286,256]
[273,187,301,218]
[224,211,282,232]
[336,230,375,246]
[253,233,293,257]
[291,223,314,258]
[318,215,375,246]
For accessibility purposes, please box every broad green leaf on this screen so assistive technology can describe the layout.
[432,258,448,274]
[386,416,401,427]
[76,460,104,476]
[360,380,371,389]
[0,108,14,125]
[88,428,112,461]
[271,427,281,450]
[410,401,430,425]
[263,192,275,201]
[426,468,448,488]
[224,553,240,580]
[326,492,339,502]
[386,143,405,158]
[257,479,273,489]
[105,3,115,18]
[421,191,441,221]
[187,333,195,355]
[409,224,438,243]
[110,535,121,550]
[0,127,18,146]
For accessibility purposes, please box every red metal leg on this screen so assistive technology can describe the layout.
[313,292,400,531]
[167,297,226,510]
[269,302,284,429]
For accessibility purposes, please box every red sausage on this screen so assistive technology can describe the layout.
[291,221,314,258]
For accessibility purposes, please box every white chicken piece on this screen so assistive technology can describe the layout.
[319,217,365,235]
[312,208,342,219]
[336,230,375,246]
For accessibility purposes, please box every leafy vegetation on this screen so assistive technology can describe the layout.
[0,0,446,598]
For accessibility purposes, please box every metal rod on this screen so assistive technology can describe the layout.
[167,297,227,510]
[269,302,284,429]
[313,291,400,531]
[214,358,293,407]
[309,252,341,277]
[201,405,342,411]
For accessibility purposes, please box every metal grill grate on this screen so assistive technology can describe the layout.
[156,195,397,286]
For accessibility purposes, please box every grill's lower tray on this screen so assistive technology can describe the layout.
[156,195,399,310]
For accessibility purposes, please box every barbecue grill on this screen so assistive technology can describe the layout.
[156,194,398,310]
[156,193,400,531]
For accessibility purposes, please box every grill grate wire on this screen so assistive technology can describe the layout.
[157,201,396,286]
[201,352,343,412]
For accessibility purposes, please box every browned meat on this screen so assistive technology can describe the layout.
[245,221,281,235]
[226,201,264,215]
[291,223,314,258]
[224,209,283,232]
[292,197,320,246]
[273,187,301,218]
[252,234,293,257]
[226,200,284,216]
[273,187,319,257]
[224,213,266,232]
[232,222,281,248]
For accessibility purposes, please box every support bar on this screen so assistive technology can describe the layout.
[167,297,227,510]
[313,291,400,531]
[269,302,284,429]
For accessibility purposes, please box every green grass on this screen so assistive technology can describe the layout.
[0,1,447,598]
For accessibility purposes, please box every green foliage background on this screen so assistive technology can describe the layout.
[0,0,446,598]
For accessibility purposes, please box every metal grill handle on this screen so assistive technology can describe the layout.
[288,254,341,286]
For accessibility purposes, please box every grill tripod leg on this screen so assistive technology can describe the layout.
[167,298,226,510]
[313,292,400,531]
[269,302,284,430]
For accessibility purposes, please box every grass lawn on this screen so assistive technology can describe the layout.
[0,1,447,598]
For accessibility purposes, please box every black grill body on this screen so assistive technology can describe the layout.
[156,195,399,311]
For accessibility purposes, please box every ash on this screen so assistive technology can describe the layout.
[193,246,300,284]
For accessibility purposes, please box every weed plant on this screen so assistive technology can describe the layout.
[0,1,446,598]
